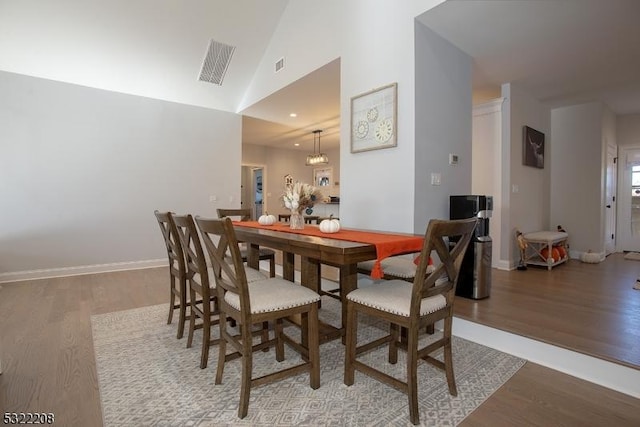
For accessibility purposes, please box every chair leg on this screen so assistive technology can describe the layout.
[261,321,270,352]
[389,323,400,364]
[269,256,276,278]
[215,325,227,385]
[308,303,320,389]
[238,324,254,419]
[167,275,175,325]
[275,318,284,362]
[407,328,420,425]
[177,278,187,339]
[186,288,196,349]
[443,317,457,396]
[344,301,357,386]
[200,307,210,369]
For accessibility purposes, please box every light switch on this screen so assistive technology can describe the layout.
[209,195,217,202]
[431,173,441,186]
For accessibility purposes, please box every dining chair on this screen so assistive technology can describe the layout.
[195,216,321,419]
[278,213,290,222]
[172,213,222,369]
[344,218,476,425]
[154,210,188,339]
[217,208,276,277]
[304,215,319,224]
[357,255,435,282]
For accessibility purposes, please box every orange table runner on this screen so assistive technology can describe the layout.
[234,221,424,279]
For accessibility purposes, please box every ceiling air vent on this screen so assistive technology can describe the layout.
[198,39,236,85]
[275,57,285,73]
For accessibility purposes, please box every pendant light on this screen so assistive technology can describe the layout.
[305,129,329,166]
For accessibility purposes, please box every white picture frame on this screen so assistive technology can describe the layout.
[350,83,397,153]
[313,167,332,197]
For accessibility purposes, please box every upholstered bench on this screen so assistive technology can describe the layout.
[523,231,569,270]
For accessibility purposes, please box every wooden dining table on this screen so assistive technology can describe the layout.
[233,221,423,344]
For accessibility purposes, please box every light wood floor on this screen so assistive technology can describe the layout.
[0,254,639,426]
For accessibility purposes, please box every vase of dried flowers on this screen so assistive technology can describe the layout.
[282,181,325,230]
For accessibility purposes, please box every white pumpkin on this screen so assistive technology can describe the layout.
[258,213,276,226]
[319,215,340,233]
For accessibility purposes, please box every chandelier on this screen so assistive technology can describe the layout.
[305,129,329,166]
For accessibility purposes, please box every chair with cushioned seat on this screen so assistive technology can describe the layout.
[217,208,276,277]
[196,216,321,419]
[344,218,476,425]
[172,214,266,368]
[154,210,188,339]
[357,255,435,282]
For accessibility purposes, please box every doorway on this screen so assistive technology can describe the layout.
[241,164,267,220]
[605,144,617,255]
[617,145,640,252]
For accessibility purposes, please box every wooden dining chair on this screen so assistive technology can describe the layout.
[344,218,476,425]
[304,215,319,224]
[171,213,221,369]
[357,255,435,282]
[217,208,276,277]
[195,216,321,419]
[278,213,290,222]
[154,210,188,339]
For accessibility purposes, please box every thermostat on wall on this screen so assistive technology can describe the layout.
[449,154,459,165]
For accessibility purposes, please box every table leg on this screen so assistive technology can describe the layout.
[339,264,357,344]
[246,243,259,270]
[282,251,295,282]
[299,256,321,348]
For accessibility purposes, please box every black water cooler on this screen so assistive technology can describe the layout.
[450,195,493,299]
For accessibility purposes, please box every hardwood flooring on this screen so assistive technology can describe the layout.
[454,252,640,369]
[0,254,639,426]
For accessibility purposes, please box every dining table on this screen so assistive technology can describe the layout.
[233,221,424,344]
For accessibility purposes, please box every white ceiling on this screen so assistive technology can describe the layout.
[241,59,341,152]
[418,0,640,113]
[242,0,640,151]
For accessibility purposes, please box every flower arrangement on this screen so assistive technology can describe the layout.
[282,181,324,213]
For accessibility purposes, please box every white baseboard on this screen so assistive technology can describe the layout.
[0,259,167,283]
[493,259,513,270]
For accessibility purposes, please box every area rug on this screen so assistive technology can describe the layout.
[92,298,525,426]
[624,252,640,261]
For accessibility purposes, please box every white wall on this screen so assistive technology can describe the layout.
[550,102,605,255]
[414,22,473,233]
[238,0,343,112]
[505,83,551,264]
[243,0,446,233]
[338,1,445,232]
[617,114,640,146]
[0,0,288,113]
[0,71,241,279]
[473,99,505,268]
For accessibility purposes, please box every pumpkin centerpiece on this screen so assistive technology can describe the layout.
[257,212,276,226]
[319,215,340,234]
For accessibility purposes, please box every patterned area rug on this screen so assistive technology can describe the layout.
[92,298,525,426]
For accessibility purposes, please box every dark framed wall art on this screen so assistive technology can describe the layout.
[523,126,545,168]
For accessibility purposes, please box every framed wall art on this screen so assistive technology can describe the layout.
[523,125,545,169]
[350,82,397,153]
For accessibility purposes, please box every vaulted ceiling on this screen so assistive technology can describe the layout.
[3,1,639,153]
[243,0,640,151]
